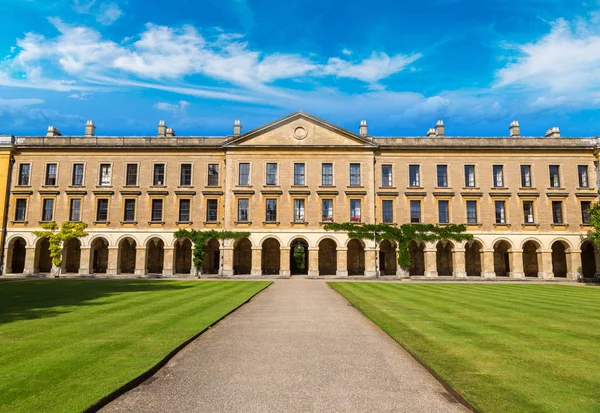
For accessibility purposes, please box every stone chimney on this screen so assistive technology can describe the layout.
[359,120,368,136]
[233,120,242,136]
[545,127,560,138]
[157,120,167,137]
[46,126,61,137]
[166,127,175,137]
[426,128,436,137]
[509,120,520,137]
[85,120,96,137]
[435,120,445,136]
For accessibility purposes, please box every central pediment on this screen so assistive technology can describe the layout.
[223,111,377,148]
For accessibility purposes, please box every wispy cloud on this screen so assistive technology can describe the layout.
[153,100,190,113]
[96,3,123,25]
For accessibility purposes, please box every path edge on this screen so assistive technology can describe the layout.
[84,281,273,413]
[327,282,480,413]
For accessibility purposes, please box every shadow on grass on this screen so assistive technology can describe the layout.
[0,279,194,325]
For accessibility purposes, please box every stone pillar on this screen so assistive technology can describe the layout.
[135,247,146,276]
[51,263,60,278]
[308,247,319,277]
[251,247,262,277]
[162,247,174,277]
[24,247,36,275]
[78,247,91,276]
[190,259,197,277]
[567,250,582,280]
[509,250,525,278]
[539,250,554,279]
[107,247,119,276]
[220,247,234,276]
[336,248,348,277]
[424,246,437,277]
[453,247,467,278]
[279,248,290,276]
[481,250,496,278]
[364,248,377,277]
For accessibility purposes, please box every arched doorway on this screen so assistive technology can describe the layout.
[347,239,365,275]
[234,238,252,275]
[436,241,453,276]
[408,241,425,276]
[90,237,109,274]
[380,240,397,275]
[8,237,26,274]
[146,238,164,275]
[465,241,482,277]
[523,240,540,277]
[35,238,52,273]
[174,238,192,274]
[551,241,568,278]
[290,239,309,275]
[318,239,337,275]
[118,237,136,274]
[581,241,597,278]
[494,241,511,277]
[203,238,220,274]
[262,238,280,275]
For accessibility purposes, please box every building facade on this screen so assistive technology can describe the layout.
[2,112,600,279]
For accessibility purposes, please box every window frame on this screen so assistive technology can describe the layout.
[578,165,589,188]
[466,200,478,224]
[265,163,278,186]
[581,201,592,225]
[321,199,334,222]
[17,163,31,186]
[349,163,361,187]
[494,200,506,224]
[321,163,334,186]
[98,163,112,187]
[382,199,393,223]
[520,165,532,188]
[178,198,191,222]
[492,165,504,188]
[549,165,561,188]
[293,198,306,222]
[14,198,27,221]
[69,198,82,222]
[237,198,249,222]
[41,198,55,222]
[381,164,393,187]
[179,163,193,187]
[294,163,306,186]
[152,163,166,186]
[551,200,563,224]
[265,198,277,222]
[350,199,361,222]
[125,163,139,186]
[71,163,85,186]
[408,165,421,188]
[45,163,58,186]
[523,200,535,224]
[123,199,136,222]
[464,165,476,188]
[410,200,421,223]
[438,200,449,224]
[95,198,109,222]
[207,164,220,187]
[238,163,251,186]
[150,199,163,222]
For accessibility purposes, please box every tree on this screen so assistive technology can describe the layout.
[33,222,88,278]
[587,203,600,249]
[324,222,473,271]
[173,229,250,276]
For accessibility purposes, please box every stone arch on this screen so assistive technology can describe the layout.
[408,240,425,276]
[234,238,252,275]
[288,235,311,249]
[203,238,220,275]
[7,237,26,274]
[379,239,397,275]
[262,237,280,275]
[146,237,165,275]
[522,240,541,277]
[318,238,337,276]
[63,238,81,274]
[347,239,365,276]
[436,241,454,276]
[290,238,309,275]
[174,238,192,274]
[90,237,109,274]
[580,240,597,278]
[551,240,569,278]
[259,234,284,248]
[118,237,137,274]
[316,235,340,248]
[142,234,168,248]
[465,240,482,277]
[35,238,53,274]
[494,240,512,277]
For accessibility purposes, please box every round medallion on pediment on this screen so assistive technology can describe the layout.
[293,126,307,140]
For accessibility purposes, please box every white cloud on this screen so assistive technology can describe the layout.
[0,98,44,107]
[96,3,123,25]
[342,48,352,55]
[153,100,190,113]
[321,52,422,84]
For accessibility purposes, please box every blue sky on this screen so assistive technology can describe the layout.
[1,0,599,136]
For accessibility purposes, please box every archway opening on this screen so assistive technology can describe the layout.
[581,241,597,278]
[174,238,192,274]
[234,238,252,275]
[523,241,540,277]
[8,237,26,274]
[203,238,220,274]
[90,237,109,274]
[118,237,136,274]
[35,238,52,273]
[290,239,309,275]
[494,241,511,277]
[347,239,365,276]
[436,241,454,276]
[146,238,165,274]
[465,241,482,277]
[318,239,337,276]
[262,238,281,275]
[551,241,568,278]
[408,241,425,276]
[380,239,397,275]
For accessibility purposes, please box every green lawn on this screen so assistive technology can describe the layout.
[329,283,600,413]
[0,279,270,413]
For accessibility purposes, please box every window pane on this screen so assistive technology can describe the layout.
[523,201,534,223]
[42,199,54,221]
[266,199,277,221]
[18,164,30,186]
[409,165,420,187]
[179,199,191,222]
[437,165,448,187]
[46,164,57,186]
[180,164,192,186]
[96,199,109,222]
[15,199,27,221]
[438,200,449,223]
[69,199,81,221]
[151,199,163,222]
[578,165,589,188]
[293,163,305,186]
[206,199,218,221]
[350,164,361,186]
[549,165,560,187]
[582,201,591,224]
[238,198,249,221]
[322,163,333,185]
[495,201,506,224]
[266,163,277,185]
[208,164,219,186]
[552,201,563,224]
[464,165,475,187]
[410,200,421,223]
[124,199,136,221]
[321,199,333,221]
[466,201,477,224]
[350,199,361,221]
[382,165,392,187]
[493,165,503,187]
[520,165,531,187]
[126,164,138,186]
[294,199,305,221]
[153,164,165,186]
[382,200,393,223]
[239,163,250,185]
[72,164,84,186]
[99,164,111,186]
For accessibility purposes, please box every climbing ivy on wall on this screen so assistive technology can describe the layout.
[324,223,472,270]
[587,203,600,249]
[173,229,250,274]
[33,222,88,277]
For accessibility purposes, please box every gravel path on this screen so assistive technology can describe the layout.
[101,279,469,413]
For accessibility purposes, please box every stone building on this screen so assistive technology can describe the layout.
[2,111,599,279]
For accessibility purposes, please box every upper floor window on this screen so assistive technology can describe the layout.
[178,199,191,222]
[265,199,277,222]
[294,163,305,186]
[523,201,535,224]
[349,163,361,186]
[409,165,420,187]
[239,163,250,185]
[578,165,589,188]
[410,200,421,223]
[520,165,532,188]
[125,164,138,186]
[238,198,249,222]
[581,201,592,225]
[123,199,136,222]
[72,164,84,186]
[69,198,81,222]
[438,200,449,223]
[466,200,477,224]
[207,164,219,187]
[96,199,109,222]
[206,199,218,222]
[45,163,57,186]
[180,164,192,186]
[495,200,506,224]
[99,164,111,186]
[266,163,277,185]
[153,164,165,186]
[321,199,333,222]
[382,200,393,223]
[492,165,504,187]
[549,165,560,188]
[42,198,54,221]
[436,165,448,188]
[18,164,30,186]
[14,199,27,221]
[322,163,333,186]
[552,201,563,224]
[350,199,361,222]
[464,165,476,187]
[151,199,163,222]
[294,199,305,222]
[381,165,392,187]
